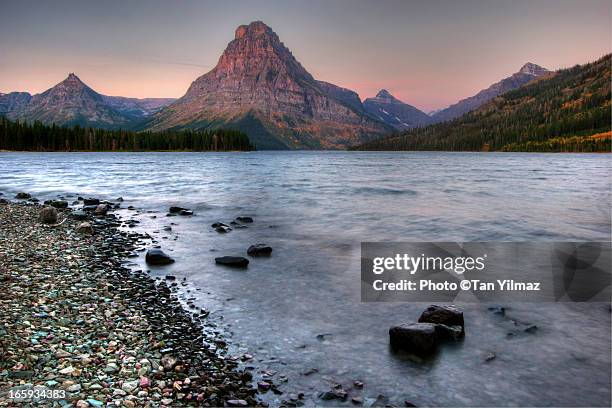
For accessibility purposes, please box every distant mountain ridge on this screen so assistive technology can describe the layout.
[145,21,392,149]
[355,55,611,152]
[363,89,431,130]
[2,74,175,128]
[430,62,551,123]
[0,92,32,116]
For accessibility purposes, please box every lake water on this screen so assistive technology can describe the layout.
[0,151,610,407]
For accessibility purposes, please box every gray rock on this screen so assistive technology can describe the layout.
[45,199,68,208]
[83,198,100,205]
[160,355,177,371]
[215,256,249,268]
[145,249,175,266]
[227,400,248,407]
[389,322,438,355]
[66,384,82,392]
[212,222,231,233]
[169,206,188,213]
[247,244,272,257]
[76,222,94,235]
[39,206,58,224]
[121,380,138,393]
[320,389,348,401]
[94,204,108,216]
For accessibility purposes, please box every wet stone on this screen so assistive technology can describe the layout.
[215,256,249,268]
[145,248,175,265]
[247,244,272,257]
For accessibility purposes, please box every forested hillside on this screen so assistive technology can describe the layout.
[0,117,254,151]
[355,55,611,152]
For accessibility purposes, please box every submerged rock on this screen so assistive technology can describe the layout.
[320,387,348,401]
[212,222,232,233]
[389,322,438,355]
[38,206,58,224]
[235,216,254,223]
[215,256,249,268]
[169,206,188,213]
[247,244,272,257]
[145,249,175,265]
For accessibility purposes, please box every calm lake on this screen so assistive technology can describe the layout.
[1,151,610,407]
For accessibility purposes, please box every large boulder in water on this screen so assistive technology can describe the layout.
[389,323,438,355]
[15,192,31,199]
[215,256,249,268]
[39,206,58,224]
[145,249,175,266]
[418,305,464,334]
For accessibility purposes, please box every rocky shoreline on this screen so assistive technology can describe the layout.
[0,200,261,407]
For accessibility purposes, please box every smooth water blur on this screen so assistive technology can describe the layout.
[0,151,610,407]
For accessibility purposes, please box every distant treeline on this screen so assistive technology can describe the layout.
[355,54,611,152]
[0,117,254,151]
[500,132,611,153]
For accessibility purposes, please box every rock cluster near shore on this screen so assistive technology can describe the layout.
[0,201,260,407]
[389,305,465,356]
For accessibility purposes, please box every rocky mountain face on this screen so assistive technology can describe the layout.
[430,63,551,123]
[8,74,134,128]
[0,92,32,116]
[146,21,392,149]
[4,74,175,128]
[363,89,431,131]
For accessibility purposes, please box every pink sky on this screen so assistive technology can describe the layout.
[1,0,610,112]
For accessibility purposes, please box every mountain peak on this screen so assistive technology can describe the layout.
[61,73,87,87]
[235,21,276,40]
[518,62,549,76]
[364,90,431,131]
[149,21,390,149]
[376,89,394,99]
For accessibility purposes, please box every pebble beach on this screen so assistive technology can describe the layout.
[0,200,260,407]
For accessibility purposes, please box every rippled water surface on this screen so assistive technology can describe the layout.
[1,151,610,406]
